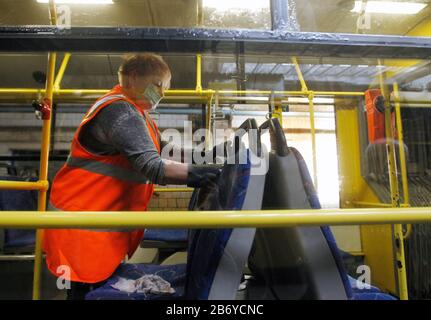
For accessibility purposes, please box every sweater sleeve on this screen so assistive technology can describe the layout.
[79,101,166,185]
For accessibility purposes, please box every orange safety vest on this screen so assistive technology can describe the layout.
[43,85,161,283]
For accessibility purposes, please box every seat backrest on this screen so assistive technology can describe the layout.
[185,119,266,300]
[247,118,350,300]
[142,229,189,243]
[0,176,38,251]
[142,118,264,247]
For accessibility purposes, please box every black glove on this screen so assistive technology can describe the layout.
[186,164,223,188]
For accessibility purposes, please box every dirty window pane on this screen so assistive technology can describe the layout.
[1,51,431,300]
[1,0,431,36]
[0,0,202,28]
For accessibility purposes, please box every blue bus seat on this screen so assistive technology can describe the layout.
[247,118,396,300]
[85,263,187,300]
[141,229,189,249]
[0,176,38,252]
[143,229,188,242]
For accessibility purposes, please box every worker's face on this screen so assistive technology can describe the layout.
[128,72,171,110]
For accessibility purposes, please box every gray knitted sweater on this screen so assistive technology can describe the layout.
[78,101,167,184]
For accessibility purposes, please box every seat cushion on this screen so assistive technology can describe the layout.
[85,263,186,300]
[353,292,397,300]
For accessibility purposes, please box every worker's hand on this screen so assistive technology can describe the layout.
[186,164,223,188]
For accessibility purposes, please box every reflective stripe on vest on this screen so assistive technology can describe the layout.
[84,93,160,145]
[47,202,137,233]
[143,111,159,142]
[66,156,149,184]
[84,94,126,120]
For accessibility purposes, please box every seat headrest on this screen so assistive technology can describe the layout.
[233,118,261,157]
[259,118,289,156]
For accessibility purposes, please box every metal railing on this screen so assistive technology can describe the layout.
[1,207,431,229]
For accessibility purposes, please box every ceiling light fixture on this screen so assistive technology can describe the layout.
[37,0,113,4]
[351,1,427,14]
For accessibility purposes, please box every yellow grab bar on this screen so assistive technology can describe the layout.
[0,88,364,97]
[1,207,431,229]
[33,1,58,300]
[0,180,48,191]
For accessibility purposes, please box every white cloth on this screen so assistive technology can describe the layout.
[111,274,175,295]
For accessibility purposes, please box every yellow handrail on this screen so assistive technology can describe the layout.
[1,208,431,229]
[308,92,318,189]
[0,180,48,191]
[196,54,202,92]
[32,0,57,301]
[290,57,318,190]
[48,0,57,25]
[205,92,214,150]
[0,88,364,97]
[53,53,71,90]
[291,57,308,92]
[378,59,408,300]
[393,82,412,240]
[32,53,56,300]
[272,97,283,125]
[393,82,410,206]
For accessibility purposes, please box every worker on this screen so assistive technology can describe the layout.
[43,53,221,300]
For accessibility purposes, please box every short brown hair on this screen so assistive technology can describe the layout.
[118,53,171,78]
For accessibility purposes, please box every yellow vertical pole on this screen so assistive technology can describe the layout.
[48,0,57,25]
[291,57,317,188]
[393,82,410,206]
[378,60,409,300]
[196,54,202,93]
[273,99,283,127]
[32,53,56,300]
[196,53,211,150]
[308,92,318,190]
[205,92,214,150]
[393,82,412,239]
[32,0,57,300]
[53,52,71,91]
[291,57,308,92]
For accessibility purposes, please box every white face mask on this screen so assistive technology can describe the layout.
[143,84,163,110]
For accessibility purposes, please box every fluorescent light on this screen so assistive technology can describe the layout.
[204,0,267,11]
[37,0,113,4]
[351,1,427,14]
